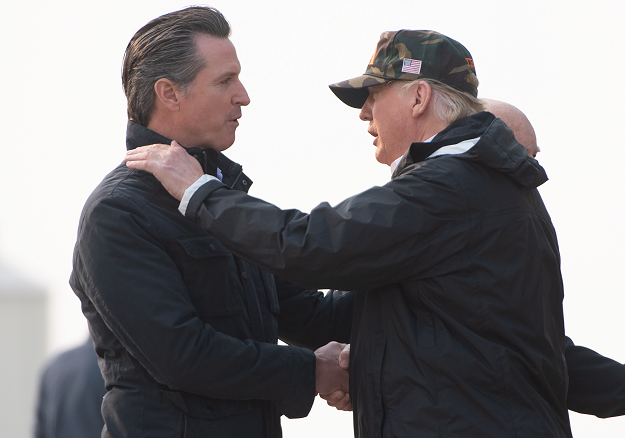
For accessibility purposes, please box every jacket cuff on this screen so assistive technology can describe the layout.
[184,179,226,220]
[278,346,316,419]
[178,175,217,215]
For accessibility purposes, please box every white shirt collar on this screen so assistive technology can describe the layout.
[390,134,436,175]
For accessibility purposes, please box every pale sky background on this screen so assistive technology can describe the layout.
[1,0,624,436]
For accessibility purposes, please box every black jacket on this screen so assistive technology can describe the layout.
[183,112,572,437]
[70,122,353,438]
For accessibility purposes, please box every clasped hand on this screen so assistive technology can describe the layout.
[314,342,351,411]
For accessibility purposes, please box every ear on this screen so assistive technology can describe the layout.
[410,81,433,119]
[154,78,183,111]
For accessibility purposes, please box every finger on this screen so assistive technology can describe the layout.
[124,150,151,162]
[314,340,337,354]
[125,144,167,157]
[125,146,169,162]
[333,394,352,411]
[319,390,345,401]
[125,159,153,171]
[335,393,350,407]
[336,402,352,411]
[124,149,166,166]
[327,393,351,411]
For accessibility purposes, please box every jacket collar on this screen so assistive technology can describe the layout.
[392,112,548,189]
[392,112,495,178]
[125,121,253,193]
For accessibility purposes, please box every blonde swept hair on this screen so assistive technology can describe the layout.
[401,79,485,125]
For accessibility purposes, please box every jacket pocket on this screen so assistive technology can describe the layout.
[162,389,252,420]
[176,235,242,318]
[102,385,181,437]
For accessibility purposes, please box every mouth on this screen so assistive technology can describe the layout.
[228,114,241,126]
[368,129,378,146]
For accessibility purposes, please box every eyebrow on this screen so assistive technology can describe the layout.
[212,71,238,85]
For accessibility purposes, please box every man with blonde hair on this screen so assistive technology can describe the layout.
[331,98,625,421]
[127,30,572,437]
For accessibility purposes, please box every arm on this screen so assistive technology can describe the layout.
[566,336,625,417]
[125,143,468,291]
[274,278,354,411]
[185,175,467,291]
[275,276,354,350]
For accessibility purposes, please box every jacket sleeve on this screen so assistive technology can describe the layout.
[72,193,316,416]
[565,336,625,417]
[275,276,354,349]
[185,167,470,291]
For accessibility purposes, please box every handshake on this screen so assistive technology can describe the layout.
[314,341,352,411]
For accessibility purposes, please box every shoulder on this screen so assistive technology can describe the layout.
[79,164,174,226]
[87,164,162,207]
[390,157,468,198]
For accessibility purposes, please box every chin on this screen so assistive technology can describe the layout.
[217,138,235,152]
[200,137,235,152]
[215,133,236,152]
[374,150,386,165]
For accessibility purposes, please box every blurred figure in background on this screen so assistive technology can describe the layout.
[483,98,625,419]
[34,338,105,438]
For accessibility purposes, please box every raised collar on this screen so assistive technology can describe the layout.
[125,121,253,192]
[390,112,548,189]
[391,112,496,179]
[126,121,171,151]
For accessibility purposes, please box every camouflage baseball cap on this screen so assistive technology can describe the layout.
[329,30,479,108]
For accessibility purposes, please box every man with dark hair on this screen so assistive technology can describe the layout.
[127,30,573,437]
[70,6,351,438]
[122,7,231,127]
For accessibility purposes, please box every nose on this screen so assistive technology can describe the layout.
[234,80,251,107]
[359,94,373,121]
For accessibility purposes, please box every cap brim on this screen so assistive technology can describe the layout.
[328,75,392,109]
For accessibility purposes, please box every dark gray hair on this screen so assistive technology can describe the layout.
[122,6,231,126]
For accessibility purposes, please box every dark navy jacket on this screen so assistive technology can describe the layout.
[34,339,106,438]
[70,122,353,438]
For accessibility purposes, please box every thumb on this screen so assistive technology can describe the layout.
[339,344,350,369]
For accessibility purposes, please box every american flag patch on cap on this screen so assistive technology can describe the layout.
[402,58,422,74]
